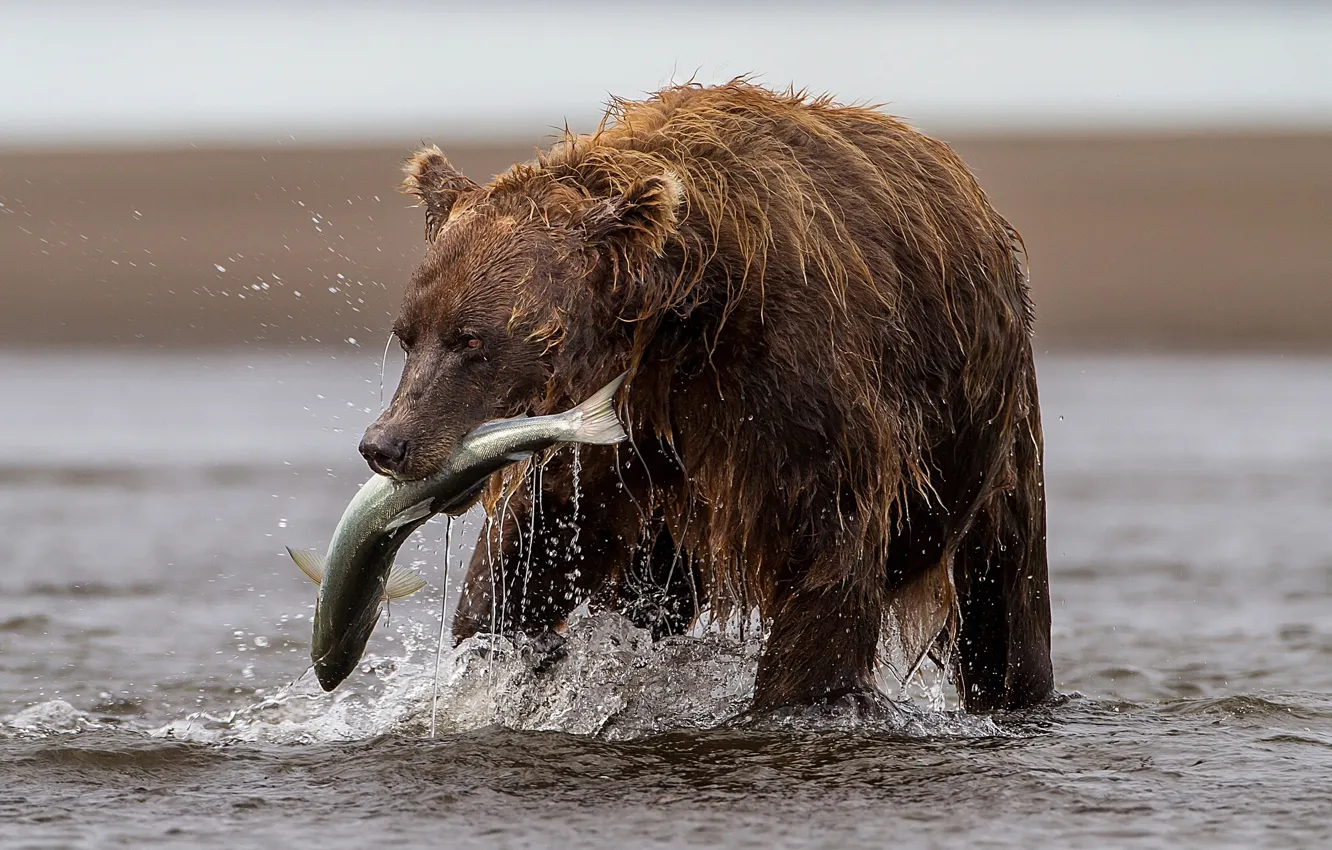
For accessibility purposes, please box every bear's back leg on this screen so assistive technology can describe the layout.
[951,373,1054,711]
[751,551,885,711]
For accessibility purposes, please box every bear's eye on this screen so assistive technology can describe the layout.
[451,332,483,353]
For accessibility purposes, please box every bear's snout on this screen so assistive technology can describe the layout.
[359,425,410,478]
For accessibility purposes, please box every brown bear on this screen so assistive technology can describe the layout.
[361,81,1053,713]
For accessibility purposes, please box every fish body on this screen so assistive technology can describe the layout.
[289,373,627,691]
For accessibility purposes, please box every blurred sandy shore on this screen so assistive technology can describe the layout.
[2,133,1329,350]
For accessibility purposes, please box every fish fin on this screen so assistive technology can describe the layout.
[287,547,325,585]
[505,450,534,462]
[385,498,434,533]
[568,371,628,445]
[384,566,428,601]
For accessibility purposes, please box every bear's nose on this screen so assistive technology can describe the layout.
[359,427,410,477]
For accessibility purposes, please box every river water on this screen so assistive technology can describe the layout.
[1,351,1330,848]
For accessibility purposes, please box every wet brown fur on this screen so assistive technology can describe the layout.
[378,81,1053,712]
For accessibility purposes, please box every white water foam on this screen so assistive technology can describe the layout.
[0,699,103,737]
[1,610,1003,743]
[136,611,1002,745]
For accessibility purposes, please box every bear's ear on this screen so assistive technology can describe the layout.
[401,145,479,242]
[584,171,684,259]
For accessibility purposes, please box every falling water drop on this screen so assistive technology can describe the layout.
[520,461,542,626]
[571,446,582,513]
[430,515,454,738]
[379,332,394,411]
[570,446,583,565]
[484,507,500,693]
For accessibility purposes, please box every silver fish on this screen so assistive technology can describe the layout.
[288,372,627,691]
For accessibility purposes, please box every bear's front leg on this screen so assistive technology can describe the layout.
[451,495,610,644]
[450,462,655,645]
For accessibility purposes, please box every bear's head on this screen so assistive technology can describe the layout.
[360,145,683,481]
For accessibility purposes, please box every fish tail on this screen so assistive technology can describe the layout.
[567,371,628,445]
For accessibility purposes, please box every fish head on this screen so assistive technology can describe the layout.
[369,146,680,481]
[307,526,428,693]
[311,585,384,692]
[312,642,365,693]
[309,539,399,692]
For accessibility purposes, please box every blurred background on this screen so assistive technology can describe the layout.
[3,0,1330,350]
[2,0,1332,743]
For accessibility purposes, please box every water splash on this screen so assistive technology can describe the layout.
[140,611,1002,745]
[1,700,104,737]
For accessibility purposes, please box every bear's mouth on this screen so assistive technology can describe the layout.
[364,455,395,478]
[366,454,427,482]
